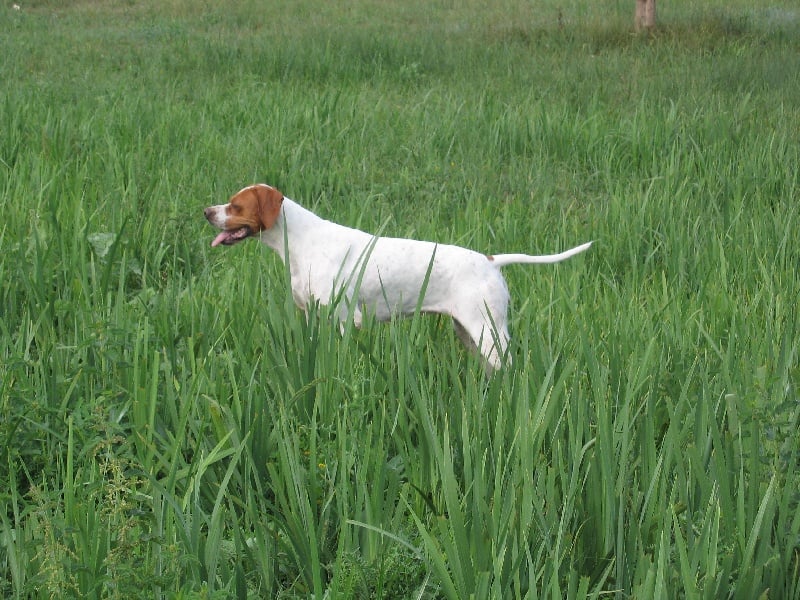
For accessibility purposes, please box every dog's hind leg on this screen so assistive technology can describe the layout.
[452,309,510,373]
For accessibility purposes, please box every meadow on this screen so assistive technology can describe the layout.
[1,0,799,597]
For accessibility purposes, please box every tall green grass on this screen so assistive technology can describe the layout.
[1,0,799,597]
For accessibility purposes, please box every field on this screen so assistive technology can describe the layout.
[1,0,799,597]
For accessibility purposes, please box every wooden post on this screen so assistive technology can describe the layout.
[635,0,656,31]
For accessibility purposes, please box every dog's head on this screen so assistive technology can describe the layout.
[204,184,283,247]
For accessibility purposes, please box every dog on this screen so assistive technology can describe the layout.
[204,184,591,371]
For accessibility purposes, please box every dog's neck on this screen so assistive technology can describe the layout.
[257,198,322,262]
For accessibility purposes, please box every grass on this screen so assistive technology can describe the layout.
[1,0,799,597]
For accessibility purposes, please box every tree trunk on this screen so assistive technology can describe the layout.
[635,0,656,31]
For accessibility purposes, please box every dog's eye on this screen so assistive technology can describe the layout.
[228,204,242,215]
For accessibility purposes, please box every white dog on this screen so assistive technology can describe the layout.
[205,184,591,371]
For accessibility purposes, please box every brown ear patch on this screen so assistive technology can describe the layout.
[254,185,283,230]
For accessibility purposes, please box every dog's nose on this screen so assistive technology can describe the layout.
[203,207,213,220]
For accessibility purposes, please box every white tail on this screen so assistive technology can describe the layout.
[489,241,593,268]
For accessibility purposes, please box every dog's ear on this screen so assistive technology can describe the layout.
[255,185,283,230]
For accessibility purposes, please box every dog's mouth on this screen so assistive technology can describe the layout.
[211,226,252,247]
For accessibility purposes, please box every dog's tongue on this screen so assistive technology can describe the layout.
[210,225,252,247]
[211,231,232,247]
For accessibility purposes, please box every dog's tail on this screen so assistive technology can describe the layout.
[488,241,592,268]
